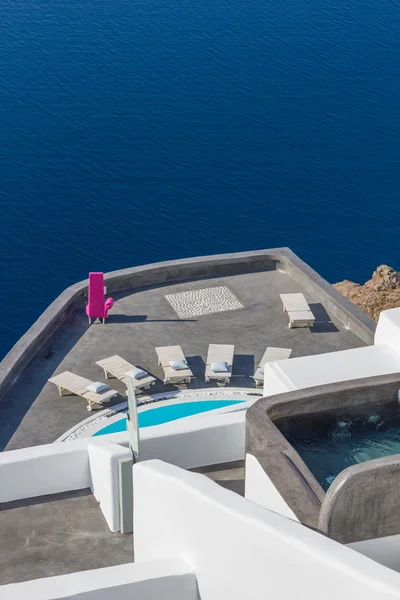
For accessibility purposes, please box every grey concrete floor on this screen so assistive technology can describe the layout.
[192,461,245,496]
[1,270,365,451]
[0,489,133,585]
[0,466,243,585]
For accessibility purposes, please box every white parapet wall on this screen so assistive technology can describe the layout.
[245,453,298,520]
[374,308,400,355]
[0,441,91,502]
[134,460,400,600]
[78,407,247,470]
[88,442,132,532]
[0,558,198,600]
[0,404,247,534]
[0,439,131,532]
[138,409,246,469]
[60,408,247,471]
[263,308,400,397]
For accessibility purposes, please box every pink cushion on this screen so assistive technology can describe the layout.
[104,297,114,317]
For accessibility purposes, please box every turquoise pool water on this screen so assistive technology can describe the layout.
[92,400,244,436]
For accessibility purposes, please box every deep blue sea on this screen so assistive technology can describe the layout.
[1,0,400,359]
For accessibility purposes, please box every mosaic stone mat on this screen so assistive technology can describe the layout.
[165,286,244,319]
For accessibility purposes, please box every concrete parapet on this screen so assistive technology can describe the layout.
[319,453,400,543]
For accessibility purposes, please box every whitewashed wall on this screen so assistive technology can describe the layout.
[0,442,90,502]
[0,440,131,532]
[88,442,132,532]
[245,453,298,520]
[263,362,294,396]
[139,410,246,469]
[0,558,198,600]
[0,405,247,535]
[85,409,246,469]
[262,307,400,397]
[375,308,400,355]
[134,460,400,600]
[348,535,400,573]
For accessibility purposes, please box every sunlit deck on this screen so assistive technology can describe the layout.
[0,268,365,451]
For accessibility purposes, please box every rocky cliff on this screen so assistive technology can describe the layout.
[334,265,400,322]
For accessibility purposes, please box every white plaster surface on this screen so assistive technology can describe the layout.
[40,399,249,481]
[165,286,243,318]
[58,394,251,471]
[263,308,400,397]
[0,439,131,533]
[264,344,400,396]
[88,442,132,532]
[0,442,90,502]
[263,362,296,396]
[0,558,198,600]
[349,535,400,573]
[139,410,246,469]
[134,460,400,600]
[0,404,247,538]
[245,453,298,520]
[375,308,400,356]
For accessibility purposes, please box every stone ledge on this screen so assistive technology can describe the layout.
[320,451,400,543]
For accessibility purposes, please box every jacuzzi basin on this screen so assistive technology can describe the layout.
[276,400,400,490]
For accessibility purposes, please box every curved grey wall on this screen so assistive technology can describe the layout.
[319,454,400,543]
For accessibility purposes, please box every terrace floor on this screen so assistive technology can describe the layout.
[0,269,365,451]
[0,489,133,585]
[192,460,245,496]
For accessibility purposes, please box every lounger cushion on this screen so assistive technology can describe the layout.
[169,359,188,370]
[125,367,147,380]
[86,381,109,393]
[210,361,228,373]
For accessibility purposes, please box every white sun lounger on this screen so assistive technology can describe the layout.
[48,371,118,411]
[205,344,234,385]
[96,355,156,392]
[280,293,315,328]
[253,347,292,387]
[155,345,193,385]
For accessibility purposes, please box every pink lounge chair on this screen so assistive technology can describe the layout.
[86,272,114,324]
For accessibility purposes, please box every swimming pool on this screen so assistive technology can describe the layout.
[92,399,245,437]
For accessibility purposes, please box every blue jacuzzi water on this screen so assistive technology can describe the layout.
[277,401,400,491]
[92,400,244,436]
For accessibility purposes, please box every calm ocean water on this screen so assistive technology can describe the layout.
[1,0,400,359]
